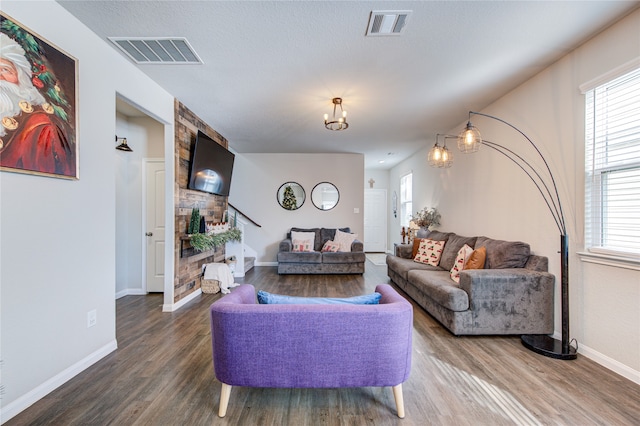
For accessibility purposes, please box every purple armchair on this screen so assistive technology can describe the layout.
[209,284,413,418]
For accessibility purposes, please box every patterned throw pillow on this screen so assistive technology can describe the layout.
[450,244,474,283]
[292,239,314,252]
[321,241,340,252]
[333,229,358,252]
[413,239,446,266]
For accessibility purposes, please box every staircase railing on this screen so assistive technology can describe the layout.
[228,203,261,228]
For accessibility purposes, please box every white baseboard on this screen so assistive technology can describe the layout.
[0,340,117,424]
[255,261,277,266]
[552,332,640,385]
[115,288,146,299]
[162,288,202,312]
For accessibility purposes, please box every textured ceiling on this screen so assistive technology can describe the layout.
[58,1,639,169]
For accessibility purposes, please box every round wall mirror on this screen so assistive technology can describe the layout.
[311,182,339,211]
[277,182,305,210]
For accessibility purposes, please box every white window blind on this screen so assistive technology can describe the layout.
[585,67,640,257]
[400,172,413,228]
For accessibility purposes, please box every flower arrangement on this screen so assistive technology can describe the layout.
[410,207,441,229]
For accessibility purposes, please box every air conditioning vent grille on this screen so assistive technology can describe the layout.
[109,37,203,64]
[366,10,412,36]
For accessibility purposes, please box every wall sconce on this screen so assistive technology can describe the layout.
[324,97,349,131]
[115,135,132,152]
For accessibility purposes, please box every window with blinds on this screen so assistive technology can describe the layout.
[584,67,640,257]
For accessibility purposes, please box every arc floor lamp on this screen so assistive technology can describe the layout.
[457,111,577,360]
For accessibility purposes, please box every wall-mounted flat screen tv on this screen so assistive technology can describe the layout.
[188,130,235,196]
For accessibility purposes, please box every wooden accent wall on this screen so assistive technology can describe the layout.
[174,100,228,303]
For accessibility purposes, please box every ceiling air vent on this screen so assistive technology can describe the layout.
[108,37,203,64]
[366,10,412,36]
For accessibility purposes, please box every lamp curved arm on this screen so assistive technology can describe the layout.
[482,140,565,234]
[469,111,567,235]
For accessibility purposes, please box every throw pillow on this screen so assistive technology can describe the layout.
[333,229,358,252]
[257,290,382,305]
[321,240,340,252]
[292,239,314,252]
[412,237,424,258]
[449,244,474,283]
[291,231,315,252]
[413,239,446,266]
[465,246,487,269]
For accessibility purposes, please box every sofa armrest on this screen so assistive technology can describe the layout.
[351,239,364,252]
[394,243,413,259]
[279,238,293,252]
[459,268,555,333]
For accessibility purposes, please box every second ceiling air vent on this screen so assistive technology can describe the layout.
[366,10,412,36]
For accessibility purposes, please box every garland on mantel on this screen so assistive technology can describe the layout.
[189,228,242,252]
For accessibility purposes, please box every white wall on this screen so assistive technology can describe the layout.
[390,8,640,382]
[0,2,175,421]
[229,153,364,263]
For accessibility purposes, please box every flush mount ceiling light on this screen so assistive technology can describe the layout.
[324,98,349,131]
[109,37,202,64]
[366,10,412,36]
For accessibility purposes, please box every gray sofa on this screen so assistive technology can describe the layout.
[386,230,554,335]
[278,227,365,274]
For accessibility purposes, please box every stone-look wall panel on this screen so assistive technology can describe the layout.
[174,100,228,303]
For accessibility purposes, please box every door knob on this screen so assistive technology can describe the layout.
[145,232,153,236]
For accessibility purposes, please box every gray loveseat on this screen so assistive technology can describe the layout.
[278,227,365,274]
[386,230,554,335]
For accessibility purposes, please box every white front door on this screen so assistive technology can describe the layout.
[364,189,387,252]
[145,160,165,293]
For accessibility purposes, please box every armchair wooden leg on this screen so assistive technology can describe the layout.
[392,384,405,418]
[218,383,232,417]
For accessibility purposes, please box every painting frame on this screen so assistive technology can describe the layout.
[0,11,79,180]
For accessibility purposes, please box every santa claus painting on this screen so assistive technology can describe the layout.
[0,13,78,179]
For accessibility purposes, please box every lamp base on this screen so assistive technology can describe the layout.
[521,334,577,360]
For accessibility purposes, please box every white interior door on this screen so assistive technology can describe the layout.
[145,160,165,292]
[364,189,387,252]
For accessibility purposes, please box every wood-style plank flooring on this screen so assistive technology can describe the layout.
[8,261,640,425]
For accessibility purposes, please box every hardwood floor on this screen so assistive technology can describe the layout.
[8,261,640,425]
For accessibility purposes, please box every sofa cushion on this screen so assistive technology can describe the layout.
[334,229,358,252]
[322,251,366,264]
[321,241,340,252]
[386,255,441,280]
[277,251,322,264]
[414,239,445,266]
[407,269,469,312]
[257,290,381,305]
[424,230,453,242]
[320,227,351,246]
[289,228,322,251]
[292,239,314,252]
[475,237,530,269]
[439,234,477,271]
[465,246,486,269]
[450,244,474,283]
[411,237,424,258]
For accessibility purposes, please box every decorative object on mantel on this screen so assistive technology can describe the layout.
[410,207,441,231]
[189,227,242,253]
[324,97,349,131]
[188,208,201,234]
[457,110,576,360]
